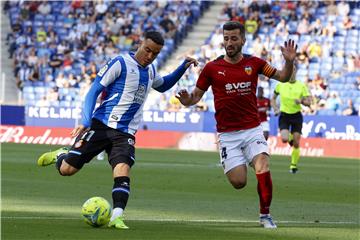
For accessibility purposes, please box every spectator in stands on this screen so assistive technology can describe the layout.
[27,48,38,67]
[342,99,358,116]
[144,21,157,33]
[275,18,289,36]
[313,74,327,90]
[337,0,350,17]
[217,8,229,24]
[307,41,322,61]
[347,55,356,72]
[16,61,30,89]
[82,61,98,80]
[355,55,360,70]
[245,14,259,37]
[252,37,264,57]
[159,14,177,39]
[37,1,51,15]
[168,94,182,112]
[342,16,354,30]
[309,18,323,36]
[296,18,310,35]
[121,19,133,37]
[262,11,275,27]
[233,7,247,24]
[326,92,342,111]
[46,27,58,45]
[44,69,54,83]
[46,87,60,105]
[355,76,360,91]
[326,1,338,16]
[297,46,309,66]
[322,21,337,38]
[36,27,47,42]
[95,0,108,19]
[77,15,90,34]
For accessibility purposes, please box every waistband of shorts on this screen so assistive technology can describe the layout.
[91,118,135,140]
[280,111,302,117]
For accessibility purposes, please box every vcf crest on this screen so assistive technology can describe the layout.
[244,66,252,75]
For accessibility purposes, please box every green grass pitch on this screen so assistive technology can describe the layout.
[1,143,359,240]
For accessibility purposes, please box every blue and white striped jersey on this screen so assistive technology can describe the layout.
[90,53,166,135]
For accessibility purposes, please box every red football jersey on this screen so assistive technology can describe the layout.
[257,97,270,122]
[197,55,276,132]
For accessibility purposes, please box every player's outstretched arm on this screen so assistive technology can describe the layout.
[154,57,198,93]
[176,87,205,107]
[272,39,297,82]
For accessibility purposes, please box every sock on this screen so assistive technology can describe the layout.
[291,147,300,167]
[111,176,130,220]
[110,208,124,221]
[256,171,273,215]
[55,153,67,175]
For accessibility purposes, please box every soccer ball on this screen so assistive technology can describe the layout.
[81,197,112,227]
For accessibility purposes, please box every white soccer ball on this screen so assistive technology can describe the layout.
[81,196,112,227]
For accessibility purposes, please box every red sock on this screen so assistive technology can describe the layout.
[256,171,273,215]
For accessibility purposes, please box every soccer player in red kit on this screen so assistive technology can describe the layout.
[177,21,297,228]
[257,87,271,140]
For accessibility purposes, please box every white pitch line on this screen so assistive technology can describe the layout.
[1,216,357,225]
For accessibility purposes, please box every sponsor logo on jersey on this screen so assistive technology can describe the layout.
[111,115,119,121]
[97,64,108,77]
[134,84,146,104]
[218,70,226,76]
[245,66,252,75]
[225,81,251,91]
[129,68,136,75]
[256,140,268,146]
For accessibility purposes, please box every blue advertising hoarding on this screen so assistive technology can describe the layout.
[0,105,25,126]
[270,115,360,140]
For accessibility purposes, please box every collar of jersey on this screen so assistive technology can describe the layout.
[128,52,149,69]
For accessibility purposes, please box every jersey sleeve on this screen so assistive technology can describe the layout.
[274,83,281,95]
[257,57,277,78]
[98,57,122,87]
[301,83,310,97]
[196,63,211,91]
[151,64,164,89]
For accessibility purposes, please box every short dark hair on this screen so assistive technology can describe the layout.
[223,21,245,37]
[144,31,164,46]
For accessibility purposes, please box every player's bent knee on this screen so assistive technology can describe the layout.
[59,164,78,176]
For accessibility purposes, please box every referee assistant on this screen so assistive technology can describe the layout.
[271,68,311,173]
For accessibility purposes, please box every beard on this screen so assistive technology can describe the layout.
[225,45,242,58]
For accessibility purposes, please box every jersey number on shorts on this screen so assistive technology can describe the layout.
[221,147,228,160]
[81,130,95,142]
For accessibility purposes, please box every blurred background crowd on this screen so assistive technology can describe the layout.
[3,0,360,116]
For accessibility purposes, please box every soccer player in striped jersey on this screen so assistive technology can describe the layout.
[37,31,198,229]
[176,21,297,228]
